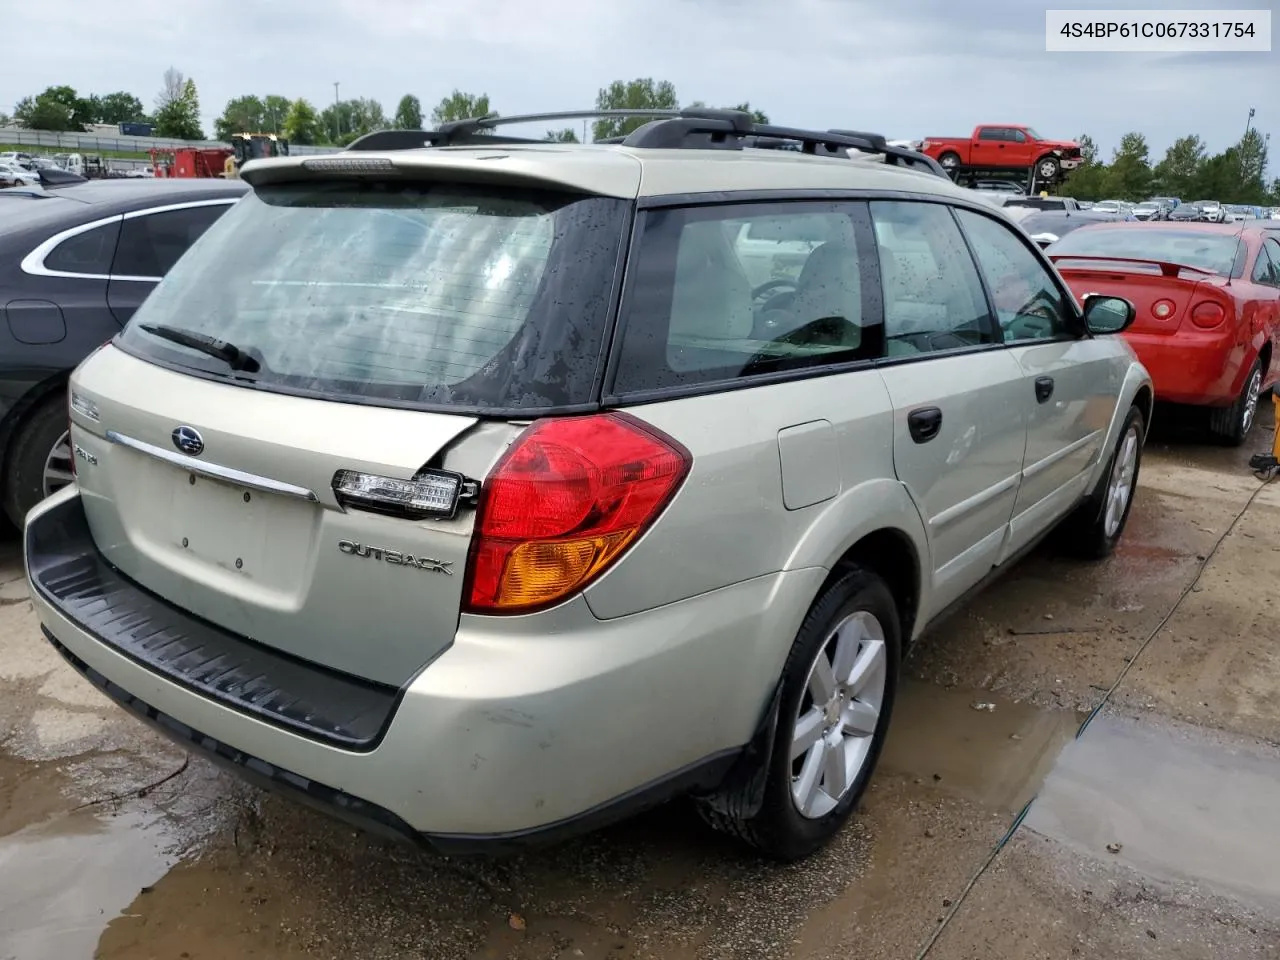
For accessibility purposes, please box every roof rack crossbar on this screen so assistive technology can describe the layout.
[342,108,948,177]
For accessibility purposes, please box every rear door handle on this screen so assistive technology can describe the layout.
[1035,376,1055,403]
[907,406,943,443]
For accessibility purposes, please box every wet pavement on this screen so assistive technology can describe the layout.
[3,406,1280,959]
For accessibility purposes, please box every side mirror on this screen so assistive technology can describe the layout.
[1082,293,1135,335]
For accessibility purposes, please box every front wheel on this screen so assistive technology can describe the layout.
[1209,356,1263,446]
[697,568,901,861]
[937,151,961,176]
[1036,156,1061,181]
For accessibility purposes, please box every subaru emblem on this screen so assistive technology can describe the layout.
[172,425,204,457]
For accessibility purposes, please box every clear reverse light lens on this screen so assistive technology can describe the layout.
[333,469,462,519]
[70,391,99,422]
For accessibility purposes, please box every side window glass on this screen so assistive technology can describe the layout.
[954,208,1074,342]
[1012,129,1028,143]
[978,128,1002,141]
[112,204,229,278]
[613,202,877,394]
[869,201,996,357]
[43,220,121,275]
[1254,241,1280,287]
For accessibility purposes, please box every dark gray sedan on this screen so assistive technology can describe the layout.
[0,177,247,524]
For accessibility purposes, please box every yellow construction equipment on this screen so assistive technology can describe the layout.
[223,133,289,179]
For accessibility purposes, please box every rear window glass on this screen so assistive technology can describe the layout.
[115,182,627,412]
[1048,227,1244,276]
[1006,198,1068,211]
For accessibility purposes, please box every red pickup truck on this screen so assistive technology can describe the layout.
[919,125,1083,182]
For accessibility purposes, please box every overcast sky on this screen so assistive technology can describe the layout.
[3,0,1275,163]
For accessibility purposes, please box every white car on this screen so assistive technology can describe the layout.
[0,160,38,187]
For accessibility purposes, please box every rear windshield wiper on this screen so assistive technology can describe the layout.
[139,324,262,373]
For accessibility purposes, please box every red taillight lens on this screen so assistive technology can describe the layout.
[1189,301,1226,329]
[464,413,691,614]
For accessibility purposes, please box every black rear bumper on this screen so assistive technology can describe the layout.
[26,495,400,751]
[28,495,742,855]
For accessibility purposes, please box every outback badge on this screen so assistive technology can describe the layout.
[337,540,453,574]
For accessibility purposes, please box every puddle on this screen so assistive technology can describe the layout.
[1025,711,1280,910]
[881,680,1086,815]
[0,752,69,837]
[0,808,176,960]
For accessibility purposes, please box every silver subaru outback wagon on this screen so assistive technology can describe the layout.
[25,110,1152,861]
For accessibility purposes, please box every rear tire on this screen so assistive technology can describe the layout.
[3,395,72,528]
[937,152,961,177]
[1209,356,1263,447]
[697,568,901,861]
[1060,405,1144,560]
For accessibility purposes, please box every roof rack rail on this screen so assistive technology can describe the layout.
[345,108,948,178]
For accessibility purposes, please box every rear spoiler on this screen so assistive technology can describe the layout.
[1048,255,1221,279]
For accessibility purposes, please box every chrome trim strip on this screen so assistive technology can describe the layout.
[105,430,319,502]
[20,197,240,281]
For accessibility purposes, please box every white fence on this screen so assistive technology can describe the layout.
[0,127,341,157]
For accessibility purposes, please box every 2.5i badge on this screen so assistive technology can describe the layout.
[337,540,453,575]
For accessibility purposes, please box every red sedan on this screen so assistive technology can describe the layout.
[1048,223,1280,444]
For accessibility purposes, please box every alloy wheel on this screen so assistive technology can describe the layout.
[42,430,74,498]
[789,610,888,819]
[1104,424,1140,539]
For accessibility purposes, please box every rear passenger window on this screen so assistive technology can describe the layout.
[869,201,996,356]
[112,204,229,278]
[44,220,121,275]
[954,208,1074,342]
[612,202,879,394]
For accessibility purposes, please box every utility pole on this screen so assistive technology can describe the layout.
[1245,107,1255,139]
[334,82,341,142]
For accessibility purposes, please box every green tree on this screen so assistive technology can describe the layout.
[13,85,93,131]
[1151,134,1206,198]
[263,95,291,134]
[431,90,494,127]
[93,91,147,125]
[683,101,770,125]
[394,94,423,129]
[284,98,322,145]
[593,78,678,140]
[1061,133,1108,200]
[544,127,579,142]
[214,95,266,140]
[1104,132,1153,200]
[153,69,204,140]
[1237,128,1268,201]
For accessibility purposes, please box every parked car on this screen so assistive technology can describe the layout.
[919,125,1083,181]
[972,179,1026,194]
[1168,202,1205,222]
[1002,196,1081,214]
[0,177,247,525]
[1049,223,1280,444]
[1193,200,1226,223]
[1132,200,1172,221]
[1149,196,1181,209]
[0,160,39,188]
[26,111,1151,862]
[1016,210,1130,247]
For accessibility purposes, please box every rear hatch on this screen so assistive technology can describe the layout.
[68,167,632,687]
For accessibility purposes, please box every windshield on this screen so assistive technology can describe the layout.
[1005,198,1067,211]
[1092,201,1119,211]
[1024,128,1042,139]
[116,181,628,413]
[1048,227,1244,275]
[1134,203,1158,211]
